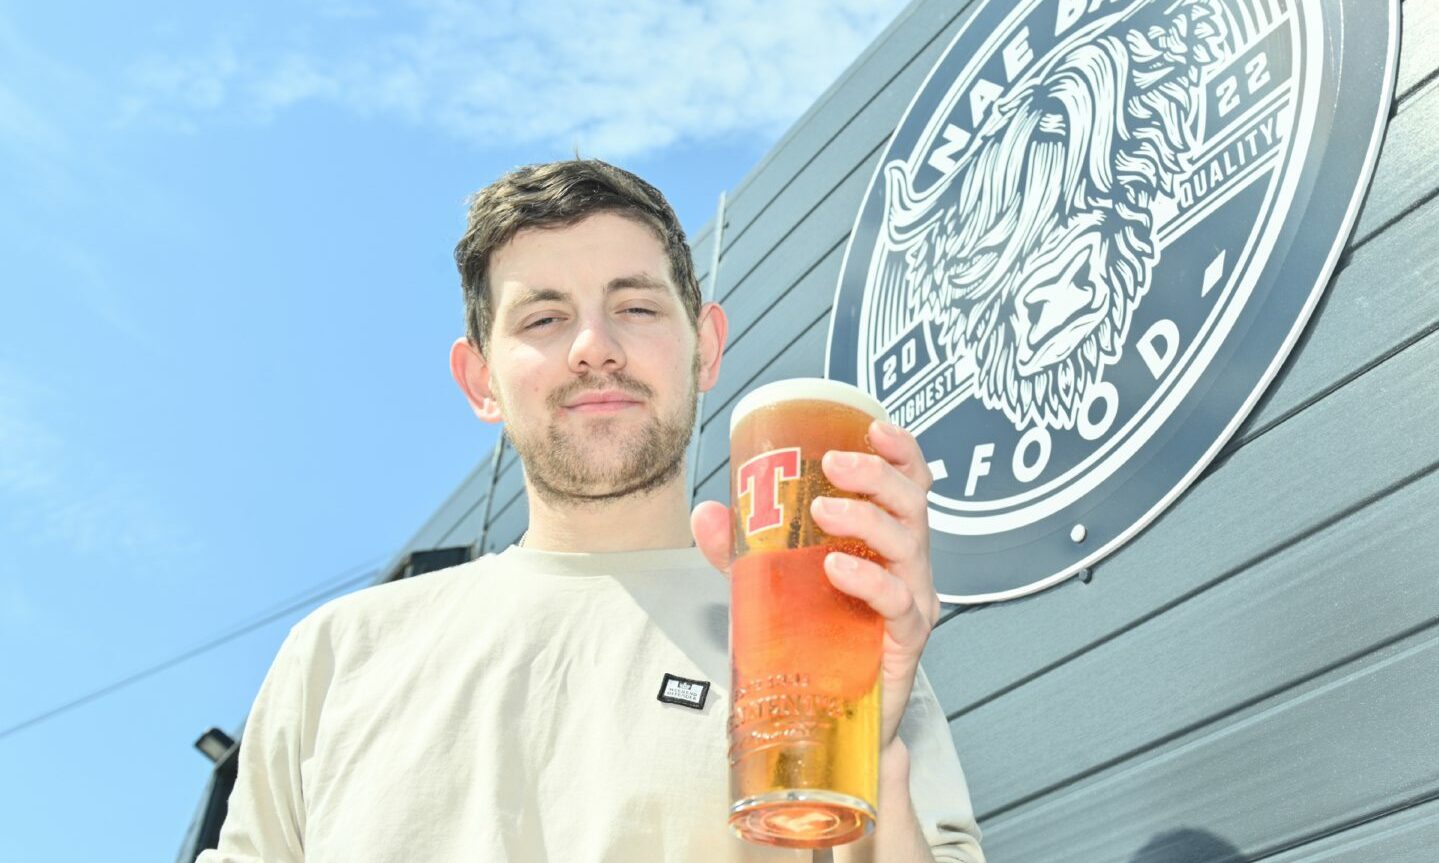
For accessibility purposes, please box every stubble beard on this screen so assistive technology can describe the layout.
[500,353,700,507]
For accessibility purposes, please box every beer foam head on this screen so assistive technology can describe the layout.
[729,377,890,434]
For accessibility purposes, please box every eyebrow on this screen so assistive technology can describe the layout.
[505,272,673,313]
[605,273,671,293]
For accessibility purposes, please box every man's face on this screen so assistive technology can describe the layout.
[462,211,721,504]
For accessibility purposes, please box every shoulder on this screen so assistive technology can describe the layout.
[284,553,512,658]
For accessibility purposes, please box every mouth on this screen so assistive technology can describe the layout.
[1014,240,1106,373]
[562,391,645,414]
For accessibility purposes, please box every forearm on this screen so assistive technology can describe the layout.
[834,738,935,863]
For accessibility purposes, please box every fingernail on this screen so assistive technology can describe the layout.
[875,420,902,437]
[829,451,859,469]
[829,553,858,573]
[815,497,848,516]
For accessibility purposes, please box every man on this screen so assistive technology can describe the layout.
[200,160,984,862]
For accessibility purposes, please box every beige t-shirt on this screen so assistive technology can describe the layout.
[199,545,984,862]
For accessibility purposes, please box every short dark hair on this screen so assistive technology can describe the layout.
[454,159,702,354]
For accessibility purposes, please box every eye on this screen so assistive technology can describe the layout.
[621,306,659,318]
[524,315,561,330]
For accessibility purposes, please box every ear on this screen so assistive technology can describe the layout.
[449,336,505,424]
[696,301,728,394]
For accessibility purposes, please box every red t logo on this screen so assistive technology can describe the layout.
[736,448,802,536]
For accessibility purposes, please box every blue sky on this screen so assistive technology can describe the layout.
[0,0,907,859]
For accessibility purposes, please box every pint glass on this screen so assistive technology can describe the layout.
[727,377,887,848]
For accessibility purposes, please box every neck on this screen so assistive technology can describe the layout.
[519,469,696,553]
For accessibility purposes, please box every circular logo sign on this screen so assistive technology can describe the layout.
[826,0,1399,602]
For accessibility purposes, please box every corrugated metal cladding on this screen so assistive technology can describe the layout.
[344,0,1439,860]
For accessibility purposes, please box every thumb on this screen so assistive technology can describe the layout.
[689,500,734,578]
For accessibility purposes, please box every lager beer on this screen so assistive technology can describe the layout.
[727,377,886,848]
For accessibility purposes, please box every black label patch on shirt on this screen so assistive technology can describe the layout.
[657,673,710,710]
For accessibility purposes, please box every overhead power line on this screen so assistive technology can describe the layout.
[0,555,387,742]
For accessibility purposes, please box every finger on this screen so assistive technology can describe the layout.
[689,500,734,577]
[866,420,933,491]
[820,450,927,524]
[824,552,931,649]
[811,495,938,623]
[810,496,919,565]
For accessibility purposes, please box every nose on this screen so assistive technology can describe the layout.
[567,313,626,374]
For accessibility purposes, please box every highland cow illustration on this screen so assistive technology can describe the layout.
[885,0,1228,430]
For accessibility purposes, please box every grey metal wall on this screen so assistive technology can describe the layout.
[382,0,1439,859]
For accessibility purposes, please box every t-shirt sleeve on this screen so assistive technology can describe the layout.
[899,661,986,863]
[196,624,310,863]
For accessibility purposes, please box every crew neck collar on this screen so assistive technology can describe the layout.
[496,543,708,577]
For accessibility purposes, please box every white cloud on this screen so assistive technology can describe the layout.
[120,0,908,158]
[0,15,85,199]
